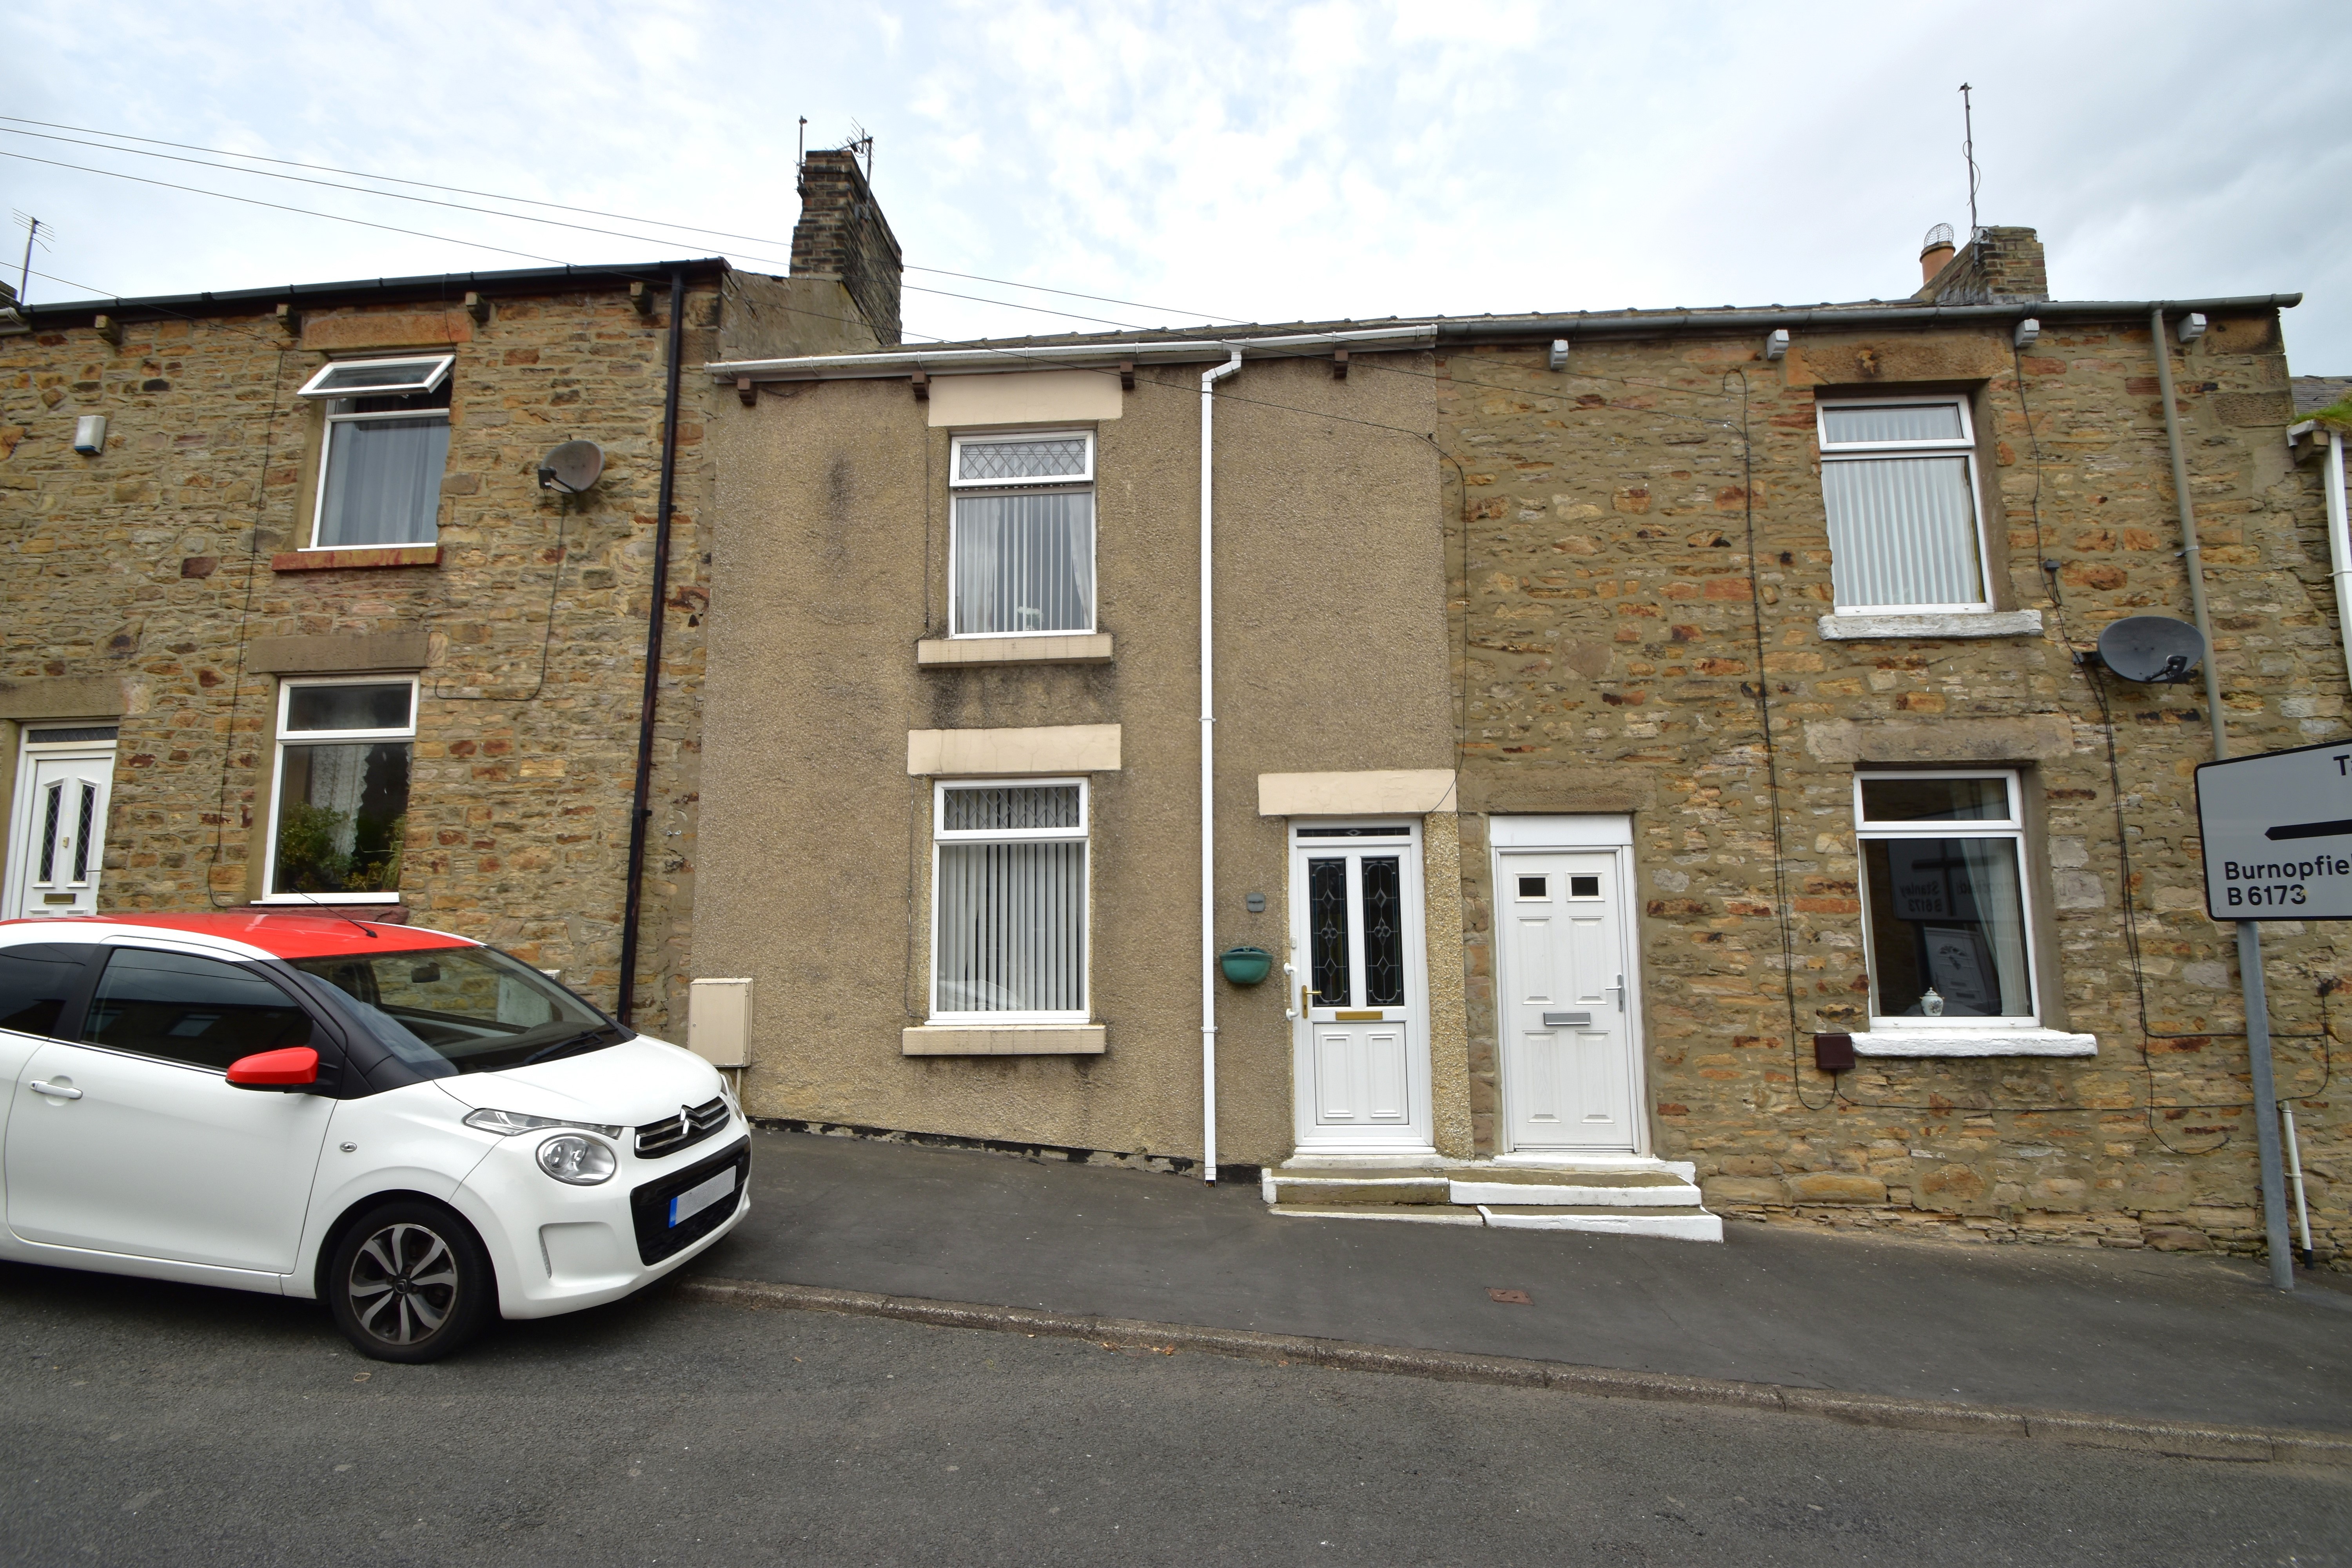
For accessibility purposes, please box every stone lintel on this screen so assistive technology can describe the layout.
[0,675,130,720]
[916,633,1114,668]
[1257,769,1457,817]
[907,724,1121,776]
[271,546,442,573]
[1817,610,2044,641]
[298,312,473,352]
[1803,714,2074,765]
[902,1025,1105,1056]
[246,631,430,675]
[1457,766,1657,815]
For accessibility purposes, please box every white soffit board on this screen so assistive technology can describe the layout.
[929,369,1123,428]
[908,724,1122,776]
[1256,769,1457,817]
[1489,813,1635,848]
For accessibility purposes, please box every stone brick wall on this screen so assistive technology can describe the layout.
[791,150,903,348]
[1440,307,2347,1264]
[1,272,726,1035]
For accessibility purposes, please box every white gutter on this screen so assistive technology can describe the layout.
[708,324,1435,383]
[1200,348,1242,1185]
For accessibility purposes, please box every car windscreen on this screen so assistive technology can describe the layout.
[288,944,624,1074]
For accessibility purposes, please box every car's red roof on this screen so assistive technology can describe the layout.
[9,912,477,959]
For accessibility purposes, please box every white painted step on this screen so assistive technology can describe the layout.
[1476,1205,1723,1242]
[1450,1179,1704,1208]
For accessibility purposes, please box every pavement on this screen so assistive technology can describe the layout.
[6,1259,2350,1567]
[688,1125,2352,1436]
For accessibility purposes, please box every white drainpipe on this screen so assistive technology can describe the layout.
[2325,429,2352,695]
[1200,348,1242,1185]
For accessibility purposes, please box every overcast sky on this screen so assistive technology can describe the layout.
[8,1,2350,368]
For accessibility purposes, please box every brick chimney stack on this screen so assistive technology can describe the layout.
[791,149,903,348]
[1913,225,2050,305]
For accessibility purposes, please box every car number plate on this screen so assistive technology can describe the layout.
[668,1165,738,1228]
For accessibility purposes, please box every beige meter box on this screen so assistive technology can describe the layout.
[686,977,752,1067]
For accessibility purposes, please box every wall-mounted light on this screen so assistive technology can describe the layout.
[2177,312,2208,345]
[72,415,106,456]
[1548,338,1568,372]
[1764,328,1789,362]
[2013,318,2040,350]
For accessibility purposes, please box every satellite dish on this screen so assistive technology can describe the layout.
[2096,615,2206,684]
[536,440,604,494]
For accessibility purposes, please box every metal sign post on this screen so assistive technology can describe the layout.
[2194,740,2352,1291]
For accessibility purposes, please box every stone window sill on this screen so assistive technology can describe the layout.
[902,1024,1105,1056]
[1817,609,2043,641]
[917,633,1112,668]
[272,545,441,573]
[1852,1028,2094,1058]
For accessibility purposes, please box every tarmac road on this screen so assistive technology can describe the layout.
[2,1259,2347,1567]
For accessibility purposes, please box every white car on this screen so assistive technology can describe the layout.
[0,911,750,1361]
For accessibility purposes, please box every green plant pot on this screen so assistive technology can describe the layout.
[1218,945,1273,986]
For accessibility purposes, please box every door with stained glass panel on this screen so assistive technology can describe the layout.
[1289,823,1432,1152]
[4,730,118,920]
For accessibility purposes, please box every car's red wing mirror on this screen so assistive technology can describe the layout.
[227,1046,323,1091]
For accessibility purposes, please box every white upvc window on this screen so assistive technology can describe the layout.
[929,779,1089,1023]
[1854,771,2041,1029]
[1817,395,1989,614]
[296,354,455,551]
[947,430,1096,637]
[262,677,417,903]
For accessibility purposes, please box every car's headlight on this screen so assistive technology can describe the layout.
[536,1134,618,1186]
[464,1107,623,1138]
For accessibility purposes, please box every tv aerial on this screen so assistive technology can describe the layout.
[536,441,604,494]
[2094,615,2206,684]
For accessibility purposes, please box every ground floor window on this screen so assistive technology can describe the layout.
[266,678,415,901]
[1855,771,2038,1025]
[931,779,1087,1022]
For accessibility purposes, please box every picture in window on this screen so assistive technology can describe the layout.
[297,356,455,550]
[1817,398,1986,614]
[269,680,415,898]
[948,432,1094,636]
[1855,773,2034,1022]
[932,781,1087,1019]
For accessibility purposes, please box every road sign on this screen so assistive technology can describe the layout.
[2196,739,2352,921]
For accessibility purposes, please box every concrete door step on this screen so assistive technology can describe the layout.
[1453,1180,1703,1208]
[1269,1203,1486,1226]
[1476,1204,1725,1242]
[1274,1178,1454,1207]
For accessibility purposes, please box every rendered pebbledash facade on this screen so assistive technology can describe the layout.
[698,226,2348,1262]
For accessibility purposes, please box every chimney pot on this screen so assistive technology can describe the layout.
[1919,222,1957,285]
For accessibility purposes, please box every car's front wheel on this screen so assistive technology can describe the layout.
[326,1200,495,1363]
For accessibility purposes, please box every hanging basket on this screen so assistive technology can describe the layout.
[1218,945,1274,986]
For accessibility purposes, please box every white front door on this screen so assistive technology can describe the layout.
[1496,837,1644,1153]
[5,728,118,920]
[1290,822,1432,1152]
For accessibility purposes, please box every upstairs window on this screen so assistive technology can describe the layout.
[1855,771,2039,1027]
[1817,396,1988,614]
[297,355,455,550]
[948,430,1095,637]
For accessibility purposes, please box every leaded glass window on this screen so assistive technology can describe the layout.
[932,780,1089,1021]
[1308,857,1350,1006]
[1361,856,1403,1007]
[1818,396,1988,614]
[948,430,1095,637]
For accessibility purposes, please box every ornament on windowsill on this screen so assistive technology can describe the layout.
[1919,987,1945,1018]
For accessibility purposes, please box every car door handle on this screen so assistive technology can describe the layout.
[29,1081,83,1100]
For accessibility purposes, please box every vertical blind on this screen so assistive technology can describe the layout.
[935,785,1086,1016]
[951,492,1094,634]
[318,416,450,548]
[1822,456,1981,609]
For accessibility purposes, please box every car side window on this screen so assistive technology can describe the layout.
[82,947,314,1071]
[0,943,98,1039]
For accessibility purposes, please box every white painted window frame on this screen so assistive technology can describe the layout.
[1817,393,1992,616]
[299,356,455,553]
[945,428,1098,640]
[1852,769,2043,1031]
[258,675,419,906]
[927,776,1091,1025]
